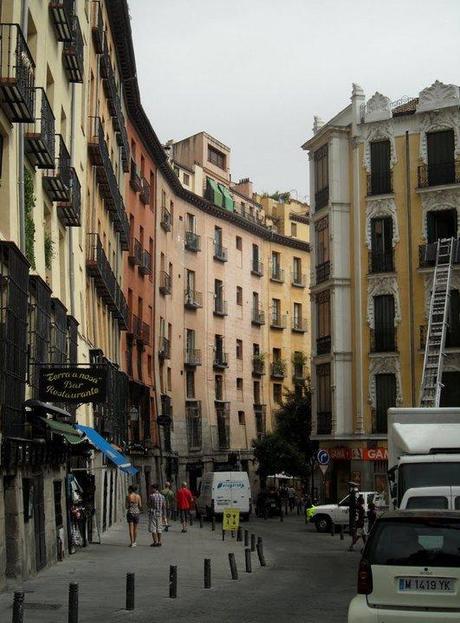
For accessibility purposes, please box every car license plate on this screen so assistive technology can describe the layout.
[398,577,455,593]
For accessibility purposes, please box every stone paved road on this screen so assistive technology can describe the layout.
[0,514,360,622]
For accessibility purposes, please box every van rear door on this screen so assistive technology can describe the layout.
[230,473,250,513]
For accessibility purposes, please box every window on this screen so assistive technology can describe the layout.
[208,145,226,170]
[236,286,242,306]
[161,189,166,209]
[215,374,223,400]
[316,290,331,354]
[291,222,297,237]
[427,130,455,186]
[315,216,330,280]
[237,378,243,399]
[426,209,457,243]
[0,134,3,177]
[186,328,196,351]
[370,140,391,195]
[316,363,332,434]
[253,381,261,404]
[273,383,282,404]
[371,217,393,272]
[374,373,396,433]
[271,251,281,280]
[293,257,302,284]
[236,339,243,359]
[214,226,223,247]
[186,370,195,399]
[186,269,195,292]
[167,367,172,391]
[271,298,281,321]
[441,371,460,407]
[186,212,195,233]
[183,172,190,186]
[236,236,242,251]
[314,144,328,209]
[238,411,245,425]
[373,295,395,352]
[252,244,259,263]
[293,302,302,328]
[272,347,281,362]
[446,290,460,347]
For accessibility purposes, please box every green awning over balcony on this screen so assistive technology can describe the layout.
[218,184,234,212]
[40,417,84,445]
[206,178,224,208]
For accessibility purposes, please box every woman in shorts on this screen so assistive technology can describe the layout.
[126,485,142,547]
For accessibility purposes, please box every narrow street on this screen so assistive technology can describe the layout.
[0,514,358,623]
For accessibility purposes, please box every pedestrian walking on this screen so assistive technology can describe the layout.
[367,501,377,534]
[176,481,194,533]
[288,485,296,512]
[125,485,142,547]
[348,495,366,551]
[148,484,166,547]
[161,481,175,531]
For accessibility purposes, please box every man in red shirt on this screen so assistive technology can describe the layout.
[176,482,194,533]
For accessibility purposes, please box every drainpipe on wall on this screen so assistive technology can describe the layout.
[405,131,416,406]
[18,0,29,253]
[68,83,77,318]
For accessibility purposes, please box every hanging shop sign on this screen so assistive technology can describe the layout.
[39,366,107,403]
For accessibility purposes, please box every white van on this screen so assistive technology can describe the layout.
[400,486,460,510]
[196,471,251,520]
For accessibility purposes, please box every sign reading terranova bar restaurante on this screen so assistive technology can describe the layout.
[39,366,107,403]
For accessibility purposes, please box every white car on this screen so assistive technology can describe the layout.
[310,491,386,533]
[400,486,460,510]
[348,510,460,622]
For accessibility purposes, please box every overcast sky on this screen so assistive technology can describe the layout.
[129,0,460,202]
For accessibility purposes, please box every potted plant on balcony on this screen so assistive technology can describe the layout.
[252,351,266,371]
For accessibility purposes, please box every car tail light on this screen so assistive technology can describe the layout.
[357,559,373,595]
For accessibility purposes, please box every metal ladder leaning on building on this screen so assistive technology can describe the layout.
[419,238,454,408]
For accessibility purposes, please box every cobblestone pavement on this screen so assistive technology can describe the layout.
[0,514,359,622]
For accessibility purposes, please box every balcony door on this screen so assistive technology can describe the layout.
[426,209,457,244]
[374,295,395,351]
[427,130,455,186]
[375,373,396,434]
[186,328,195,351]
[186,269,195,293]
[371,217,393,272]
[370,140,391,195]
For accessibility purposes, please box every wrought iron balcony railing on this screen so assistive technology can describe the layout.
[419,240,460,268]
[316,335,331,355]
[25,88,55,169]
[130,159,142,192]
[161,207,172,231]
[252,357,265,376]
[57,167,81,227]
[185,231,201,252]
[49,0,74,42]
[418,161,460,188]
[91,0,104,53]
[128,238,143,266]
[139,249,152,276]
[315,186,329,211]
[159,271,172,295]
[140,178,151,205]
[292,317,308,333]
[317,412,332,435]
[0,23,35,122]
[86,233,129,329]
[43,134,71,202]
[184,288,203,309]
[213,351,228,369]
[251,260,263,277]
[213,298,228,317]
[159,336,171,360]
[270,267,285,283]
[185,348,202,367]
[271,360,286,379]
[252,307,265,326]
[315,261,330,284]
[63,15,84,83]
[367,170,393,196]
[214,242,228,262]
[292,271,306,287]
[369,250,394,273]
[270,313,286,329]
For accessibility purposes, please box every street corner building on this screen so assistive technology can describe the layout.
[0,0,311,588]
[302,80,460,501]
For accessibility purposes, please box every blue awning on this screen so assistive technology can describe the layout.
[76,424,138,475]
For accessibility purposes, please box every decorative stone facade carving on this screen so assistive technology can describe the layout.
[365,196,399,248]
[416,81,460,114]
[367,275,401,328]
[368,355,403,407]
[313,116,324,135]
[363,120,397,173]
[419,108,460,163]
[364,92,392,123]
[420,188,460,240]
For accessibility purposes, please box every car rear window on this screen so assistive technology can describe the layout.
[406,496,449,510]
[367,519,460,567]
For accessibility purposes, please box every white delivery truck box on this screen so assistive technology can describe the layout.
[197,471,251,519]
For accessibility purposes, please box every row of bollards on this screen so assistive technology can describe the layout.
[330,523,344,540]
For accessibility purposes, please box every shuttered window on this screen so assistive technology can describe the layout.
[441,371,460,407]
[426,209,457,243]
[370,140,391,195]
[375,373,396,433]
[370,217,393,272]
[446,290,460,347]
[373,295,395,351]
[427,130,455,185]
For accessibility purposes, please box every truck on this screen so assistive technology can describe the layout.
[387,407,460,509]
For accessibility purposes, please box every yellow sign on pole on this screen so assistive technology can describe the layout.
[223,508,240,531]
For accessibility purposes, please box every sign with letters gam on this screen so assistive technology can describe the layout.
[223,508,240,531]
[39,366,107,403]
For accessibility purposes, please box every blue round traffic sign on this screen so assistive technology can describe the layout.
[317,449,330,465]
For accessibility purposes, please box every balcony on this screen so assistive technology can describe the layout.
[251,260,263,277]
[252,356,265,376]
[161,207,172,231]
[370,328,397,353]
[216,402,230,450]
[140,178,151,205]
[184,288,203,309]
[91,1,104,53]
[251,307,265,326]
[86,233,129,329]
[128,238,143,266]
[63,16,84,83]
[160,394,172,427]
[369,250,394,273]
[0,24,35,122]
[186,401,202,451]
[293,366,306,383]
[159,271,172,295]
[57,167,81,227]
[213,351,228,369]
[315,261,330,284]
[270,313,286,330]
[418,161,460,188]
[271,360,286,379]
[292,271,306,287]
[159,337,170,360]
[214,242,228,262]
[419,240,460,268]
[130,159,142,192]
[49,0,73,41]
[315,187,329,211]
[214,298,228,317]
[43,134,71,202]
[185,231,201,252]
[139,249,152,276]
[367,171,393,196]
[185,348,202,367]
[254,404,267,440]
[270,266,285,283]
[317,412,332,435]
[118,114,130,173]
[138,319,150,347]
[24,88,55,168]
[292,317,308,333]
[316,336,331,355]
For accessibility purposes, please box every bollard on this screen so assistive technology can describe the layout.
[126,573,135,611]
[330,523,335,537]
[280,509,284,522]
[244,529,249,547]
[237,527,242,542]
[12,591,24,623]
[228,553,238,580]
[250,534,256,552]
[169,565,177,598]
[339,525,344,541]
[189,513,193,527]
[199,515,203,529]
[257,536,262,545]
[68,583,79,623]
[222,529,225,541]
[211,515,216,532]
[244,548,252,573]
[256,542,267,567]
[204,559,211,589]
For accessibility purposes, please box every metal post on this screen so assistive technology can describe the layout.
[244,548,252,573]
[12,591,24,623]
[211,515,216,531]
[189,512,193,527]
[257,536,262,545]
[280,509,284,522]
[244,529,248,546]
[250,534,256,552]
[222,529,225,541]
[228,553,238,580]
[68,583,78,623]
[204,559,211,589]
[339,525,344,541]
[169,565,177,598]
[199,515,203,529]
[126,573,135,611]
[256,542,266,567]
[330,523,335,536]
[237,527,242,542]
